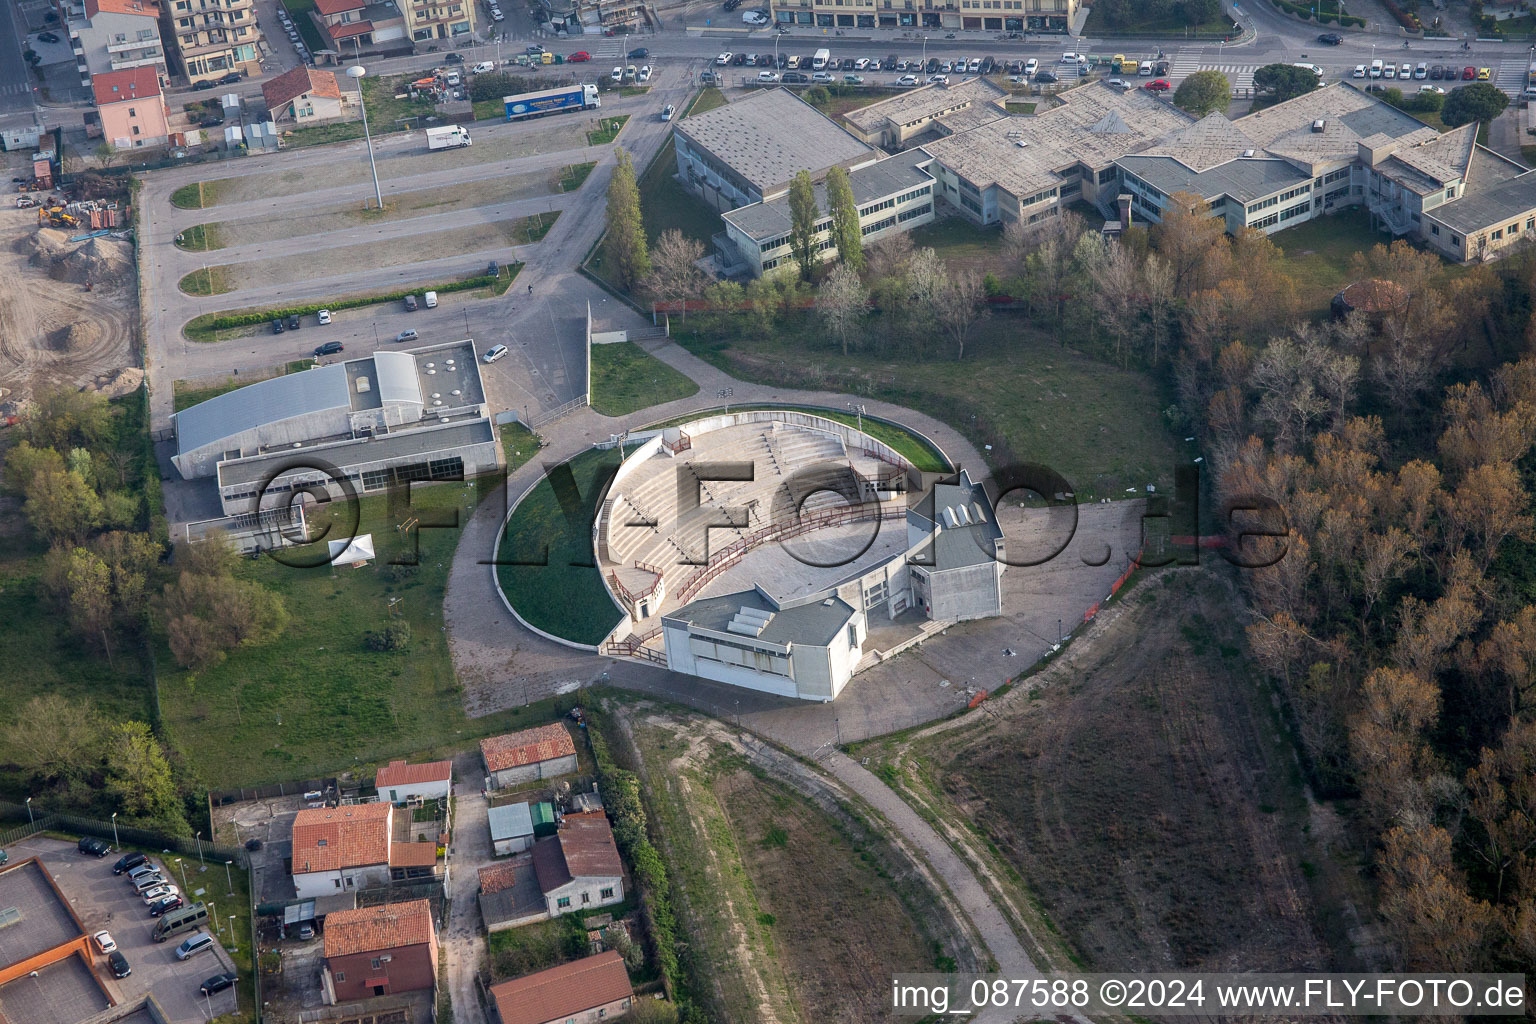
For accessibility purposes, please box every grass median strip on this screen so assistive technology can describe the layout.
[559,161,595,192]
[586,114,629,146]
[170,181,224,210]
[173,223,224,251]
[178,265,233,295]
[588,341,698,417]
[183,264,522,341]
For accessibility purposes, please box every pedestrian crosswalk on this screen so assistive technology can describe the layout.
[1167,52,1257,90]
[1497,58,1527,91]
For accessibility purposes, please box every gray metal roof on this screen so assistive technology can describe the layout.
[216,417,495,488]
[906,469,1002,570]
[1118,154,1311,205]
[1425,167,1536,233]
[373,350,423,407]
[671,588,855,648]
[723,149,935,240]
[487,801,534,841]
[0,860,82,971]
[676,88,876,196]
[174,364,351,457]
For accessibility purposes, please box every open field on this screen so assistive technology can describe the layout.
[157,479,571,789]
[588,341,699,416]
[185,215,553,295]
[678,320,1181,494]
[858,572,1370,975]
[587,135,720,290]
[495,447,624,646]
[183,169,564,250]
[622,708,959,1023]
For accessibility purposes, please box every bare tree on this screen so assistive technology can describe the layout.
[816,262,869,356]
[1090,242,1142,366]
[865,230,914,282]
[936,269,988,360]
[641,229,706,315]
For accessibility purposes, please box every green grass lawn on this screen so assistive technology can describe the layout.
[559,162,595,192]
[802,84,903,120]
[178,265,233,295]
[498,421,541,474]
[1269,206,1389,315]
[588,341,699,417]
[170,181,223,210]
[687,86,727,115]
[1005,100,1037,114]
[495,447,624,646]
[174,223,223,251]
[281,121,366,149]
[472,98,503,122]
[678,317,1179,495]
[158,479,577,789]
[906,217,1003,276]
[586,114,629,146]
[619,85,651,97]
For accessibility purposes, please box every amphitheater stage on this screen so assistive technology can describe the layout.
[692,516,909,607]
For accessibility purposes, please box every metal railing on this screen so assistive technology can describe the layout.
[528,393,590,428]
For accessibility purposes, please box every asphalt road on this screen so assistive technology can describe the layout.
[0,0,37,121]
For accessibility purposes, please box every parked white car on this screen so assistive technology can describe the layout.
[896,74,919,86]
[715,52,732,65]
[1419,83,1445,94]
[638,64,652,82]
[927,73,949,84]
[471,60,494,73]
[316,308,332,325]
[1024,57,1038,75]
[483,344,509,363]
[757,69,780,82]
[1353,64,1367,78]
[611,65,623,81]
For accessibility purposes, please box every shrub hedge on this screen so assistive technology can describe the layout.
[1268,0,1364,25]
[193,267,520,332]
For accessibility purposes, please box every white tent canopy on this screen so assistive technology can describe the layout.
[327,533,375,566]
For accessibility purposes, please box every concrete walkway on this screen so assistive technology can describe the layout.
[444,753,491,1024]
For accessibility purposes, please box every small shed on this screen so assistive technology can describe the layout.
[488,801,535,856]
[530,801,559,838]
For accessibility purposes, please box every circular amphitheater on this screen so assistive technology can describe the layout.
[593,410,971,693]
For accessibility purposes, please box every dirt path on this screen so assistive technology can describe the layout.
[0,209,138,408]
[443,752,491,1024]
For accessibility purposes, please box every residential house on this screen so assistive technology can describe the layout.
[374,757,451,805]
[160,0,262,84]
[481,724,577,789]
[292,803,395,899]
[92,66,169,149]
[400,0,474,45]
[486,951,633,1024]
[321,899,437,1004]
[312,0,407,52]
[531,812,624,918]
[261,66,346,125]
[488,802,535,856]
[70,0,167,88]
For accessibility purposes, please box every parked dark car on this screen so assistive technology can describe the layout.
[149,895,184,917]
[732,52,746,65]
[783,71,809,83]
[218,71,241,84]
[1429,65,1444,79]
[777,53,788,68]
[37,30,60,42]
[884,55,898,70]
[487,260,499,278]
[841,57,855,70]
[199,116,223,128]
[192,79,215,91]
[926,57,940,73]
[757,54,772,66]
[723,0,742,9]
[78,837,109,856]
[108,952,131,979]
[244,838,262,851]
[271,319,284,334]
[1317,31,1342,44]
[287,314,301,330]
[980,56,995,74]
[403,294,418,311]
[1034,69,1058,83]
[314,341,343,356]
[200,973,238,996]
[114,853,147,875]
[628,47,649,58]
[444,51,464,63]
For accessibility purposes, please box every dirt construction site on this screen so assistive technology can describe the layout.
[0,203,140,415]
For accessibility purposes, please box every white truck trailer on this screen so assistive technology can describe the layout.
[426,125,472,150]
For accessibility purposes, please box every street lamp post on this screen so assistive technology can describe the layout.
[25,797,33,827]
[175,858,189,891]
[346,65,385,210]
[111,812,119,850]
[209,901,220,939]
[195,830,205,867]
[224,860,235,896]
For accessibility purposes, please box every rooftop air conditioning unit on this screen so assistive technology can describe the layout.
[1241,149,1255,157]
[356,376,371,393]
[1311,119,1326,132]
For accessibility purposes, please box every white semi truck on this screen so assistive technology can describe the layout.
[426,125,472,150]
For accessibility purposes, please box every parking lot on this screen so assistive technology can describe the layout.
[5,837,240,1023]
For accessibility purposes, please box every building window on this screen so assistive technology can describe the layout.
[848,623,858,649]
[557,896,572,908]
[1451,235,1462,246]
[1430,224,1439,236]
[601,887,615,899]
[1445,186,1456,201]
[371,959,381,970]
[1511,222,1521,235]
[335,972,346,982]
[1493,229,1503,240]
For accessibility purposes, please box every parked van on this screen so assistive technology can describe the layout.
[1370,58,1384,77]
[154,903,210,943]
[812,47,830,70]
[424,290,438,308]
[1121,60,1141,76]
[175,932,216,961]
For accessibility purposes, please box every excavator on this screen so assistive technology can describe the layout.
[38,206,79,228]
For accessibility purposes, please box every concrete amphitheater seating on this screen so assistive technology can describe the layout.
[605,422,856,570]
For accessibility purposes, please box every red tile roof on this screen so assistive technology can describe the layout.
[84,0,159,18]
[388,842,439,868]
[487,952,632,1024]
[376,759,453,789]
[478,863,518,894]
[532,813,622,893]
[325,20,373,39]
[313,0,364,13]
[292,802,392,874]
[261,66,343,111]
[92,67,160,106]
[323,899,434,958]
[481,724,576,774]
